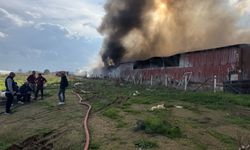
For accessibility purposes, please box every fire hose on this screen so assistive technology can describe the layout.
[73,83,92,150]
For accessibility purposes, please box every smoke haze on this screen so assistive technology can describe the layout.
[99,0,250,65]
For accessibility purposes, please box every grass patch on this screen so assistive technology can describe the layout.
[190,138,208,150]
[208,130,237,149]
[90,141,101,150]
[103,107,120,120]
[135,116,182,138]
[77,79,250,112]
[134,139,158,149]
[183,105,201,114]
[38,100,55,111]
[122,108,141,115]
[0,141,11,150]
[225,115,250,129]
[116,120,128,128]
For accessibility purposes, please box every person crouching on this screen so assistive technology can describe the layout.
[18,82,32,102]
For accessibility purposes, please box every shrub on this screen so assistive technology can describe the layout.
[134,139,158,149]
[135,117,182,138]
[103,108,120,120]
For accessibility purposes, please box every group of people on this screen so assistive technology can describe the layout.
[4,71,68,114]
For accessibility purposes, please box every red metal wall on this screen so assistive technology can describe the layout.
[119,45,246,83]
[241,45,250,80]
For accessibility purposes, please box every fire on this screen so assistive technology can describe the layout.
[106,57,115,66]
[153,0,170,24]
[100,0,250,67]
[146,0,172,41]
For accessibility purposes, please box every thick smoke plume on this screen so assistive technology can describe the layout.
[99,0,250,66]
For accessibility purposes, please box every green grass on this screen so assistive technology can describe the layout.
[135,116,182,138]
[225,115,250,129]
[208,130,237,149]
[89,141,101,150]
[0,73,60,91]
[79,79,250,111]
[134,139,159,149]
[190,138,208,150]
[103,107,121,120]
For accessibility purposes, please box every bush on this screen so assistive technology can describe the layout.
[135,117,182,138]
[134,139,158,149]
[103,108,120,120]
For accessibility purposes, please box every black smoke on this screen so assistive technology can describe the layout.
[99,0,250,67]
[99,0,150,66]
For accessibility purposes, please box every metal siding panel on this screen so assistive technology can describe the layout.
[118,45,249,84]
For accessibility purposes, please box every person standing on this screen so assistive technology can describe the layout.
[58,72,68,105]
[5,72,16,114]
[35,73,47,100]
[27,71,36,96]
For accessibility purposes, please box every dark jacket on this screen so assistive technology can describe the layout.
[5,76,15,94]
[36,76,47,89]
[27,74,36,84]
[19,84,32,95]
[60,76,68,89]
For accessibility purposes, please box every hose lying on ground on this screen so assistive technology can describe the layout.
[73,83,92,150]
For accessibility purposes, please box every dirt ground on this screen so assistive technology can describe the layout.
[89,102,250,150]
[0,90,85,150]
[0,78,250,150]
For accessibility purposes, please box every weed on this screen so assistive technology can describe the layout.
[183,105,201,114]
[0,141,11,150]
[116,120,128,128]
[190,138,208,150]
[208,130,237,149]
[38,101,55,111]
[135,116,182,138]
[122,108,141,115]
[134,139,158,149]
[103,107,120,120]
[225,115,250,129]
[90,141,101,150]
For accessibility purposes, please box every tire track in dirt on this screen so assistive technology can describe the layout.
[7,127,68,150]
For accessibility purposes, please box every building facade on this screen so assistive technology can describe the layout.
[115,44,250,84]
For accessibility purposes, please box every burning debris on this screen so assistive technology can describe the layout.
[99,0,250,67]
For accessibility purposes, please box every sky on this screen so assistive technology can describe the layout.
[0,0,105,72]
[0,0,249,73]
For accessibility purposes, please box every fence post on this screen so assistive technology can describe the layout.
[133,75,136,85]
[151,75,153,86]
[165,74,168,87]
[184,74,188,91]
[140,74,142,85]
[214,75,217,93]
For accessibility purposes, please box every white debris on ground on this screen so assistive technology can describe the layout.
[0,91,5,97]
[146,88,154,92]
[175,105,183,109]
[239,145,250,150]
[74,82,82,87]
[133,91,140,96]
[150,104,166,111]
[80,90,91,94]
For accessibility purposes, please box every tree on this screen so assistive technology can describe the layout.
[18,69,22,73]
[44,69,50,74]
